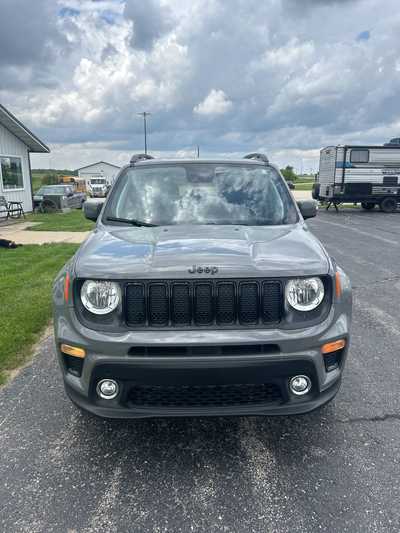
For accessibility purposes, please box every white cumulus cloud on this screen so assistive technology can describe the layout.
[193,89,233,116]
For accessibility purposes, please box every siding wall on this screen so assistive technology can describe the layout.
[0,122,33,212]
[78,162,120,186]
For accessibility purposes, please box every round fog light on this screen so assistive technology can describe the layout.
[97,379,119,400]
[289,375,311,396]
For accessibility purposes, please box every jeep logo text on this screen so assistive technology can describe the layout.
[188,265,218,275]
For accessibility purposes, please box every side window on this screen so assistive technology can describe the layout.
[350,149,369,163]
[0,156,23,189]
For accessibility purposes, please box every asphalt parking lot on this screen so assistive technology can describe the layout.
[1,208,400,533]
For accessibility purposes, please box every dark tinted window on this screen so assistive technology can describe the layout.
[104,163,298,226]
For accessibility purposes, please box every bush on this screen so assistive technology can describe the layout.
[41,174,59,185]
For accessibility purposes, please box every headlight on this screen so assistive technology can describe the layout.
[81,280,121,315]
[285,277,324,312]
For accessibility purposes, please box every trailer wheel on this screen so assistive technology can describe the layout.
[361,202,375,210]
[379,197,397,213]
[312,183,320,200]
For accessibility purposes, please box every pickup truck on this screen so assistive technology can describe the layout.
[87,178,110,198]
[33,185,86,211]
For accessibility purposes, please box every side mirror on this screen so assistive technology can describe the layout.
[297,200,317,219]
[287,180,295,190]
[83,200,103,221]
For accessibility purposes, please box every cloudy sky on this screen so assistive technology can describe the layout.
[1,0,400,171]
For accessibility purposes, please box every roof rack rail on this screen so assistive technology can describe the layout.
[130,153,155,164]
[243,153,269,163]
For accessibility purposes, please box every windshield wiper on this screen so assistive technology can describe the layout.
[106,216,157,227]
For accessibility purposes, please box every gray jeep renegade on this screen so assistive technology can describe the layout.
[53,153,352,419]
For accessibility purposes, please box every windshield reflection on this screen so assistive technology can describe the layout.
[105,163,298,226]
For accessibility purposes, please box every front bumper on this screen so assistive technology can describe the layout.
[55,306,350,418]
[64,357,342,419]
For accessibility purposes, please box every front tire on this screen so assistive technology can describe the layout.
[379,197,397,213]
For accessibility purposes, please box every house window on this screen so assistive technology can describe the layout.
[0,156,24,189]
[350,149,369,163]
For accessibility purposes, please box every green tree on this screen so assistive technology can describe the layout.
[280,165,297,181]
[41,173,59,185]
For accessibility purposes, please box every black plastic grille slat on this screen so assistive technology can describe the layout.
[262,282,282,322]
[171,284,191,325]
[125,279,282,328]
[149,284,169,325]
[239,282,259,324]
[127,344,280,357]
[126,284,146,325]
[194,283,213,325]
[216,283,235,324]
[128,383,283,407]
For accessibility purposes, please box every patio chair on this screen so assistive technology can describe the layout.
[0,196,25,220]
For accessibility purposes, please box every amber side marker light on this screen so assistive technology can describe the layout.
[335,271,342,299]
[321,339,346,355]
[64,272,70,303]
[61,344,86,358]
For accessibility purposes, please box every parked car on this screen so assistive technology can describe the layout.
[53,153,352,419]
[33,185,86,211]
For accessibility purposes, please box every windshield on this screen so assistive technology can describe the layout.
[91,179,106,184]
[104,163,298,226]
[36,186,67,195]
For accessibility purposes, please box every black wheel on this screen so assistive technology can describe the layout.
[361,202,375,210]
[312,183,320,200]
[41,199,57,213]
[379,197,397,213]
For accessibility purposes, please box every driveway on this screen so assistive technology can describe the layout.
[1,209,400,532]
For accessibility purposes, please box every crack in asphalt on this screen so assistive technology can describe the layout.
[352,274,400,290]
[335,413,400,424]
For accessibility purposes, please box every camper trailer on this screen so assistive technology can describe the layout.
[313,141,400,212]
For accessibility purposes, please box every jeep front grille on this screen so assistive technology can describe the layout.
[125,279,282,328]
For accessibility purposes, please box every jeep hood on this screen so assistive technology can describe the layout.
[74,224,330,279]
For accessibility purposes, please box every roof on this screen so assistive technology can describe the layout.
[322,144,400,151]
[75,161,121,171]
[0,104,50,153]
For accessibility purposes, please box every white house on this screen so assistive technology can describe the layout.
[76,161,120,188]
[0,104,49,212]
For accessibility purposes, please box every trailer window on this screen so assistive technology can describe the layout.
[350,149,369,163]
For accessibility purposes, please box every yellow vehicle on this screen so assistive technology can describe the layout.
[59,175,87,193]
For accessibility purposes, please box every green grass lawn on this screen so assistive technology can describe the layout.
[26,210,95,232]
[31,174,43,193]
[0,244,78,385]
[294,181,313,191]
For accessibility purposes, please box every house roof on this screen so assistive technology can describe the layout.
[75,161,121,171]
[0,104,50,153]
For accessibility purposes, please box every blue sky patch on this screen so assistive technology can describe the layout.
[59,7,80,18]
[357,30,371,41]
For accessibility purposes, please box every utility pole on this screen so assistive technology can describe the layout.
[197,145,200,158]
[137,112,151,154]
